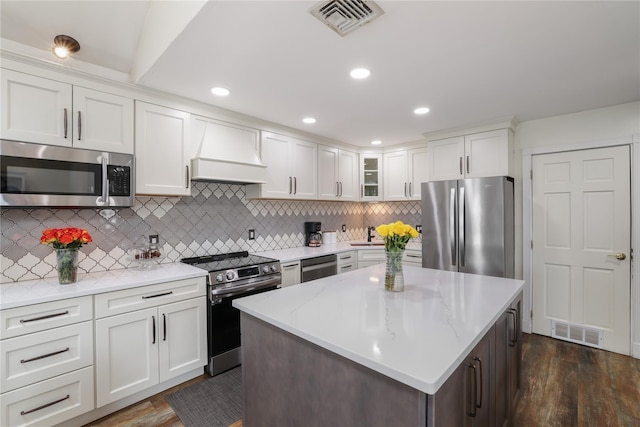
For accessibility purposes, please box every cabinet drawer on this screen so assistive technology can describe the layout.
[95,276,206,318]
[1,296,93,340]
[337,251,356,266]
[357,249,385,262]
[0,366,94,427]
[1,322,93,393]
[338,263,356,274]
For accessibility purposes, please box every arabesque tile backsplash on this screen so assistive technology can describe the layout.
[1,182,421,283]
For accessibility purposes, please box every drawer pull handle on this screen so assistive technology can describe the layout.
[20,347,70,364]
[142,291,173,299]
[20,394,70,415]
[342,264,353,269]
[20,311,69,323]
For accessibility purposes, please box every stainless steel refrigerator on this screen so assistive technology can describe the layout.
[421,176,514,278]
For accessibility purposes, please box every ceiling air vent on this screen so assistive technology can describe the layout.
[309,0,385,37]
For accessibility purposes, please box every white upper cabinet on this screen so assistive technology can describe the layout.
[1,69,133,153]
[318,145,358,201]
[383,147,428,201]
[427,129,514,181]
[246,131,317,199]
[359,153,383,201]
[72,86,134,154]
[135,101,191,196]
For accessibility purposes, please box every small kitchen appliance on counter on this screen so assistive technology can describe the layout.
[304,221,322,247]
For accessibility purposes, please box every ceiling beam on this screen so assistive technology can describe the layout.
[130,0,207,84]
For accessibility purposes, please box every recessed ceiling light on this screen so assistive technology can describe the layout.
[302,117,316,124]
[350,68,371,79]
[52,35,80,59]
[414,107,430,115]
[210,87,230,96]
[371,140,382,145]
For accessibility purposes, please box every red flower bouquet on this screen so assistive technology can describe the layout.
[41,227,93,249]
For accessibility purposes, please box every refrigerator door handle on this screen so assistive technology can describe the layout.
[459,186,465,266]
[450,187,456,265]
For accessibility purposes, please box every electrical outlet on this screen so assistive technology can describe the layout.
[416,225,422,233]
[342,224,346,232]
[149,234,159,245]
[248,229,255,240]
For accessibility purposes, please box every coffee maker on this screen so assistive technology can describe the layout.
[304,222,322,247]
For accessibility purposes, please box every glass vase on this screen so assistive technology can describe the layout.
[56,248,79,284]
[384,249,405,292]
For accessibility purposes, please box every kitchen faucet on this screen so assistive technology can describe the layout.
[367,226,375,242]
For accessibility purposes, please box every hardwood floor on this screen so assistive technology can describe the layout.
[515,333,640,426]
[85,333,639,427]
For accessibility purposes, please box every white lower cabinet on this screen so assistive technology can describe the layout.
[402,249,422,267]
[0,296,95,427]
[357,249,385,269]
[95,296,206,407]
[280,260,301,287]
[0,366,94,427]
[337,251,357,273]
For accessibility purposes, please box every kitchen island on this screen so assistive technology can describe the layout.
[233,264,525,427]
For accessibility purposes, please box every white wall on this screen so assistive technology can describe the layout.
[514,101,640,357]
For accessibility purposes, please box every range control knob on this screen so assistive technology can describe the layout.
[270,265,278,272]
[215,273,224,282]
[262,266,271,274]
[226,271,235,281]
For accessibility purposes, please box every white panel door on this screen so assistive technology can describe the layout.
[158,298,207,382]
[383,151,408,201]
[291,138,317,199]
[135,102,190,196]
[427,136,464,181]
[1,69,72,146]
[532,146,631,354]
[260,132,293,198]
[72,87,134,154]
[317,145,339,200]
[95,308,159,407]
[338,149,358,201]
[408,147,429,199]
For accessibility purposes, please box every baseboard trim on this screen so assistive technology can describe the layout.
[56,367,205,427]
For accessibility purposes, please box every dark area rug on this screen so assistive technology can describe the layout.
[166,367,242,427]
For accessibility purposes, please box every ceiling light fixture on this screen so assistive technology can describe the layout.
[52,35,80,59]
[414,107,430,115]
[210,87,231,96]
[371,140,382,145]
[350,68,371,79]
[303,117,317,124]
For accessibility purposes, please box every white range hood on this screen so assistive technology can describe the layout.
[190,118,267,184]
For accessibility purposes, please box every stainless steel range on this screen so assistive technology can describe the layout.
[181,251,281,376]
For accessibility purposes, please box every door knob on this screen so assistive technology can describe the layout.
[608,252,626,261]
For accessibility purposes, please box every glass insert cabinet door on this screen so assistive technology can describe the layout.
[360,153,382,201]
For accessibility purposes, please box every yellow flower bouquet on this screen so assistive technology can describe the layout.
[375,221,419,292]
[375,221,419,252]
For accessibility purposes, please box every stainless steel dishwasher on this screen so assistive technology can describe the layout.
[301,254,337,282]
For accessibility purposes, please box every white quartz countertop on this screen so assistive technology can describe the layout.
[233,264,525,395]
[255,240,421,263]
[0,263,207,310]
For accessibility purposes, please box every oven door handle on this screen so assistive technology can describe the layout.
[210,276,281,299]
